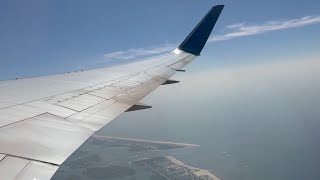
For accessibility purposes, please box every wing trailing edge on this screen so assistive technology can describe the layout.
[178,5,224,56]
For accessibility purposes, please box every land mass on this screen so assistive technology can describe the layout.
[132,156,221,180]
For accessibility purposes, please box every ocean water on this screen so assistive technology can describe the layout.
[96,60,320,180]
[54,59,320,180]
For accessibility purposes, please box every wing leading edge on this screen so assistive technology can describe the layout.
[0,5,224,180]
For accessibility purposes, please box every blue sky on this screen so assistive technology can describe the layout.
[1,2,319,179]
[0,0,320,79]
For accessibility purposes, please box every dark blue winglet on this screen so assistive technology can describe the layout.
[178,5,224,56]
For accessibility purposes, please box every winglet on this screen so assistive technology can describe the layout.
[178,5,224,56]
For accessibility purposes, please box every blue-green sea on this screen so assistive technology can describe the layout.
[55,60,320,180]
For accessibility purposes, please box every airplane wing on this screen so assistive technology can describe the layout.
[0,5,224,180]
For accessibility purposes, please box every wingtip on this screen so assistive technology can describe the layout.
[211,5,225,13]
[214,5,225,8]
[178,4,224,56]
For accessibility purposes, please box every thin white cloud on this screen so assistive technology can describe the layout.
[209,15,320,42]
[103,44,176,61]
[103,15,320,61]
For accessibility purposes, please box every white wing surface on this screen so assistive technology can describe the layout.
[0,5,224,180]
